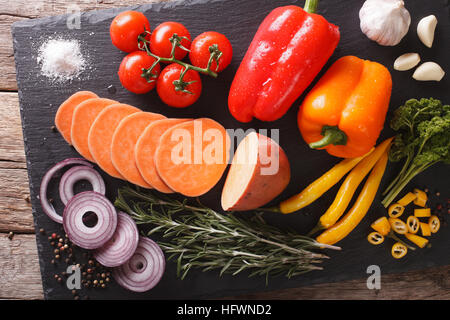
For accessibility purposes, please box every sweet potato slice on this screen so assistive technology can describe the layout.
[88,104,141,179]
[111,112,166,188]
[55,91,98,144]
[155,118,230,197]
[221,132,290,211]
[135,118,190,193]
[71,98,117,162]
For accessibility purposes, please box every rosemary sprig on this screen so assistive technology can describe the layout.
[115,187,340,282]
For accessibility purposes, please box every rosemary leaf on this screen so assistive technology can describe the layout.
[115,186,339,281]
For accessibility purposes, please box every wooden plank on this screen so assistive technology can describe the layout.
[1,0,449,300]
[0,233,44,299]
[0,92,34,233]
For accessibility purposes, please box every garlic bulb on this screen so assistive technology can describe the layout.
[359,0,411,46]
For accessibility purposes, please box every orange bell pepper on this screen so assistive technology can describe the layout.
[298,56,392,158]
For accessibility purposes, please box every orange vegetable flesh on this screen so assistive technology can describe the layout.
[111,112,166,188]
[55,91,98,145]
[155,118,230,197]
[71,98,117,162]
[135,118,190,193]
[88,104,141,179]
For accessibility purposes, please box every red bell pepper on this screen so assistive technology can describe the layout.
[228,0,340,122]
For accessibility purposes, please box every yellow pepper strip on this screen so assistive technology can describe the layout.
[406,215,420,234]
[429,216,440,233]
[371,216,391,236]
[414,208,431,218]
[420,222,431,236]
[405,233,429,248]
[391,242,408,259]
[309,138,393,235]
[316,151,389,245]
[278,151,371,214]
[413,189,427,207]
[367,232,384,245]
[388,203,405,218]
[397,192,416,206]
[389,217,408,235]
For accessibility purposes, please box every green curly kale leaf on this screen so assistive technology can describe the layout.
[382,98,450,207]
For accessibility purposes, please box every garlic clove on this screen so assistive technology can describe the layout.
[359,0,411,46]
[394,53,421,71]
[412,62,445,81]
[417,15,437,48]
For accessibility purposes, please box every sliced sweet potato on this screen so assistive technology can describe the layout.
[55,91,98,144]
[221,132,290,211]
[88,104,141,179]
[111,112,166,188]
[71,98,117,162]
[155,118,230,197]
[135,118,190,193]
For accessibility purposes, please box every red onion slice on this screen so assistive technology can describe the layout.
[63,191,117,249]
[93,212,139,267]
[59,165,105,205]
[40,158,91,223]
[113,237,165,292]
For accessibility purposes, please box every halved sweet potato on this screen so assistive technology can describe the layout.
[155,118,230,197]
[221,132,290,211]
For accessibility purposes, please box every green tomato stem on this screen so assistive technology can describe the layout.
[304,0,319,13]
[309,126,348,149]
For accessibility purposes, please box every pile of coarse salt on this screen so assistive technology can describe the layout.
[37,38,87,82]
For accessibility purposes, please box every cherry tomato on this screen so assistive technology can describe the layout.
[110,11,151,53]
[118,51,161,94]
[190,31,233,72]
[150,22,191,61]
[157,64,202,108]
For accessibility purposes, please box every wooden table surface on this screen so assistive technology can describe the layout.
[0,0,448,300]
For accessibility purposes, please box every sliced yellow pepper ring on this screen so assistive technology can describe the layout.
[397,192,416,206]
[367,232,384,245]
[391,242,408,259]
[406,215,419,234]
[405,233,429,248]
[389,218,408,234]
[429,216,440,233]
[371,216,391,236]
[414,208,431,218]
[388,203,405,218]
[413,189,427,207]
[420,222,431,236]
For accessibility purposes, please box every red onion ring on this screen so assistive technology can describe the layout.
[63,191,117,249]
[93,212,139,267]
[39,158,91,224]
[113,237,165,292]
[59,165,105,205]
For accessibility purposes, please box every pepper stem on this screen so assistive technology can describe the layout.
[304,0,319,13]
[309,126,348,149]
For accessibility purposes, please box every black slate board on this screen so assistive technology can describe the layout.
[12,0,450,300]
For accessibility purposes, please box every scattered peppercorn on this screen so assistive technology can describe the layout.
[51,233,57,239]
[39,228,45,234]
[7,232,14,240]
[55,255,60,259]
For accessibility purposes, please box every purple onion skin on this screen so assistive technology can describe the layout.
[93,212,139,267]
[63,191,117,250]
[113,237,165,292]
[40,158,91,224]
[59,165,105,205]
